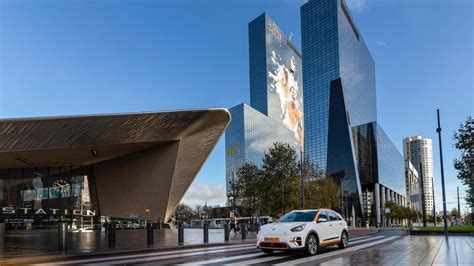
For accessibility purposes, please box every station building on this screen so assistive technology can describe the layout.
[0,109,230,229]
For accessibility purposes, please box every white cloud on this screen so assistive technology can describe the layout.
[181,183,227,207]
[376,41,387,46]
[345,0,368,13]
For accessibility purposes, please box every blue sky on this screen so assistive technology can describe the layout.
[1,0,472,213]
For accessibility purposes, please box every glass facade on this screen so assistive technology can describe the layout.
[376,125,405,196]
[225,103,300,196]
[301,0,405,223]
[301,0,376,172]
[0,166,99,230]
[249,13,304,150]
[352,122,406,196]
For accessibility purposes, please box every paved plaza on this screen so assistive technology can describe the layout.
[5,229,474,265]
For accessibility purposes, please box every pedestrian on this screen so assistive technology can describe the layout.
[230,212,238,237]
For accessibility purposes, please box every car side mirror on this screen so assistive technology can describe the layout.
[317,217,327,223]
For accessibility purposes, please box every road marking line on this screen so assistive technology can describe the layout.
[181,235,384,266]
[179,252,266,265]
[92,245,258,265]
[349,235,374,241]
[273,236,399,265]
[225,254,291,265]
[349,235,385,244]
[38,243,256,265]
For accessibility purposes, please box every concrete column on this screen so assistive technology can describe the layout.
[381,185,386,227]
[375,183,381,227]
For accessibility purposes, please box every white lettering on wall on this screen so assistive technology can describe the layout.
[19,207,31,214]
[1,207,97,216]
[35,208,47,215]
[2,207,15,214]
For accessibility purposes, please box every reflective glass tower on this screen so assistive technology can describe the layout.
[225,13,303,200]
[301,0,405,226]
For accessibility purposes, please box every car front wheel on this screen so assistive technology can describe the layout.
[338,231,349,249]
[305,234,318,256]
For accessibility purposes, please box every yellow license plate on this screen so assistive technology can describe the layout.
[264,237,280,243]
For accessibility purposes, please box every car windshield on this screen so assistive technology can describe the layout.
[278,211,317,222]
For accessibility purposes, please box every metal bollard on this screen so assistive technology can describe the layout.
[147,223,154,246]
[58,222,67,254]
[203,222,209,243]
[107,223,116,248]
[178,222,184,245]
[241,223,247,241]
[224,223,229,242]
[0,221,5,259]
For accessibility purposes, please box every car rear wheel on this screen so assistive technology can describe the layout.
[305,234,318,256]
[338,231,349,249]
[261,249,274,254]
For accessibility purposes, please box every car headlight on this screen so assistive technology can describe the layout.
[290,224,306,232]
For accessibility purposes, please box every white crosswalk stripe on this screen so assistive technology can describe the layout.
[349,235,385,244]
[93,245,257,265]
[38,243,256,265]
[179,234,384,266]
[219,235,388,265]
[273,236,399,265]
[348,234,373,241]
[179,252,268,266]
[38,234,393,265]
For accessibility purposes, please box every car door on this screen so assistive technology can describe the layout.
[328,211,342,240]
[315,210,331,242]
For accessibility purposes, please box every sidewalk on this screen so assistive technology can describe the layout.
[3,227,377,264]
[2,228,257,264]
[348,227,378,237]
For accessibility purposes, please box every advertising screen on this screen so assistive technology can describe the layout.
[265,17,304,150]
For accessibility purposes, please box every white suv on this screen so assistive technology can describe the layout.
[257,209,349,256]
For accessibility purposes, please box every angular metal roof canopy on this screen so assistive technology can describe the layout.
[0,109,231,221]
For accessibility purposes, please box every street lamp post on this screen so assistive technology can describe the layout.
[53,179,70,254]
[436,109,449,236]
[300,150,305,209]
[432,176,436,227]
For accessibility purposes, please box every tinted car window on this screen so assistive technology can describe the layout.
[329,212,338,221]
[278,211,316,222]
[318,211,328,222]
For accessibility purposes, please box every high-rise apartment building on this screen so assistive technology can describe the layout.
[301,0,406,226]
[225,13,303,200]
[403,135,434,216]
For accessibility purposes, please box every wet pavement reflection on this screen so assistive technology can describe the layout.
[5,228,256,258]
[317,232,474,265]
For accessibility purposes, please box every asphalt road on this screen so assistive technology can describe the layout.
[36,229,474,265]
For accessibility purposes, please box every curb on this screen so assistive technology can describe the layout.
[409,230,474,236]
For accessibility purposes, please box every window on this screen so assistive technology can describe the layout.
[318,211,329,222]
[329,212,338,221]
[278,211,317,222]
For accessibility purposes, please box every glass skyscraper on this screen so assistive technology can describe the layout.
[225,104,300,194]
[301,0,405,226]
[225,13,303,199]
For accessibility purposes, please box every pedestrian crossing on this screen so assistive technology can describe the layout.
[38,233,399,265]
